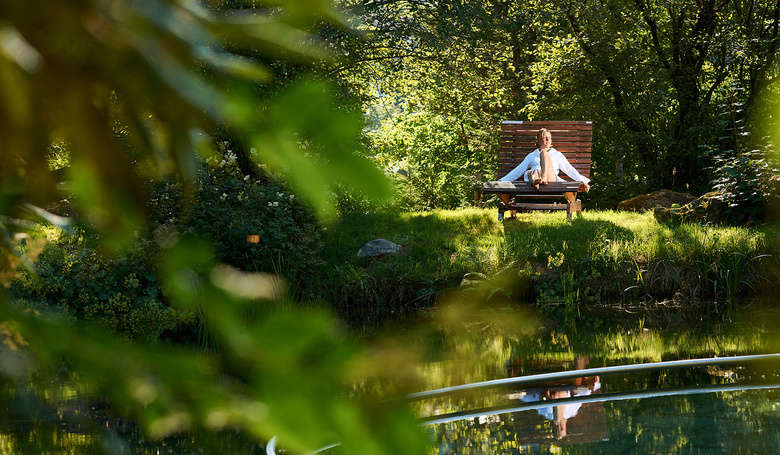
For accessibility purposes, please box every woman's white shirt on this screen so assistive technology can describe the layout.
[498,148,590,183]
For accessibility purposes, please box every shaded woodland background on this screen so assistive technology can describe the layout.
[331,0,780,215]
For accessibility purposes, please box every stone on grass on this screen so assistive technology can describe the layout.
[357,239,402,257]
[617,190,695,212]
[460,272,487,288]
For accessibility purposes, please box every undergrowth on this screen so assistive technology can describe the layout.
[9,206,776,336]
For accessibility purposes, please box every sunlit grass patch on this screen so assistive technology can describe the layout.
[503,209,766,263]
[318,208,775,327]
[322,208,506,280]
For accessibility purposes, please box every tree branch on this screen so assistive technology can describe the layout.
[632,0,671,69]
[690,0,720,73]
[327,52,437,75]
[668,4,682,69]
[344,0,406,10]
[701,56,728,109]
[564,5,653,162]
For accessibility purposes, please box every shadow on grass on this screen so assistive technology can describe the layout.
[313,209,505,330]
[315,210,647,330]
[502,215,636,262]
[321,209,503,279]
[646,221,777,308]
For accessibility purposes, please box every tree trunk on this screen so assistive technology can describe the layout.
[666,70,704,191]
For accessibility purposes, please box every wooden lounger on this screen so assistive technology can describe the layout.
[482,120,592,220]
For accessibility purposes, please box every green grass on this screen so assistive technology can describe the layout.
[321,208,505,279]
[314,208,777,328]
[503,210,765,263]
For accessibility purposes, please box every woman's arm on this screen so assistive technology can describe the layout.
[555,150,590,182]
[499,152,534,181]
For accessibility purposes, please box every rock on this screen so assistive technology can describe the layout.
[617,190,696,212]
[460,272,487,288]
[357,239,402,257]
[654,191,729,225]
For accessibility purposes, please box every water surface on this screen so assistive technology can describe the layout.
[413,311,780,454]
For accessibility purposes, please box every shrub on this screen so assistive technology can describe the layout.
[332,184,399,217]
[148,154,325,289]
[10,228,191,341]
[367,111,494,211]
[11,155,328,339]
[708,139,780,223]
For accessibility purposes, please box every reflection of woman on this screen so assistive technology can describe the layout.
[499,128,590,192]
[518,378,601,437]
[510,357,600,440]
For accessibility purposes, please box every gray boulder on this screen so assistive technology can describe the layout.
[357,239,402,257]
[460,272,487,288]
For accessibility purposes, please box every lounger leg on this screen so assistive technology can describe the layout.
[564,191,577,221]
[498,193,512,221]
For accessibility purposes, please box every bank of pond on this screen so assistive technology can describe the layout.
[7,208,777,340]
[2,203,779,453]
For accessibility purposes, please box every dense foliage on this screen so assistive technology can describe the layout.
[368,111,493,210]
[706,99,780,223]
[150,154,324,284]
[10,154,329,343]
[0,1,424,454]
[11,229,191,341]
[336,0,780,214]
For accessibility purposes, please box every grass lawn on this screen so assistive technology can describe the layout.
[316,208,777,328]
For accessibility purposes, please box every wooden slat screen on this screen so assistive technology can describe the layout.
[497,120,592,181]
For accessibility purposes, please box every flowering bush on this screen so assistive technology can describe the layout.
[11,155,325,340]
[149,154,324,285]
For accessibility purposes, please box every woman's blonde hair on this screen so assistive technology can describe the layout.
[537,128,552,149]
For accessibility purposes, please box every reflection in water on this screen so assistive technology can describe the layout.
[411,353,780,400]
[3,307,780,453]
[430,384,780,453]
[425,381,780,425]
[510,358,601,440]
[425,351,780,454]
[416,316,780,454]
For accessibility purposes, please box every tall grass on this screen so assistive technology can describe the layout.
[313,209,776,328]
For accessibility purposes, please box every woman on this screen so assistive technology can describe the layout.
[499,128,590,192]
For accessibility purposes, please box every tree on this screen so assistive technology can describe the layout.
[341,0,779,199]
[563,0,780,190]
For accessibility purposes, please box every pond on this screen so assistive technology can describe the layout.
[410,306,780,454]
[2,305,779,454]
[419,356,780,453]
